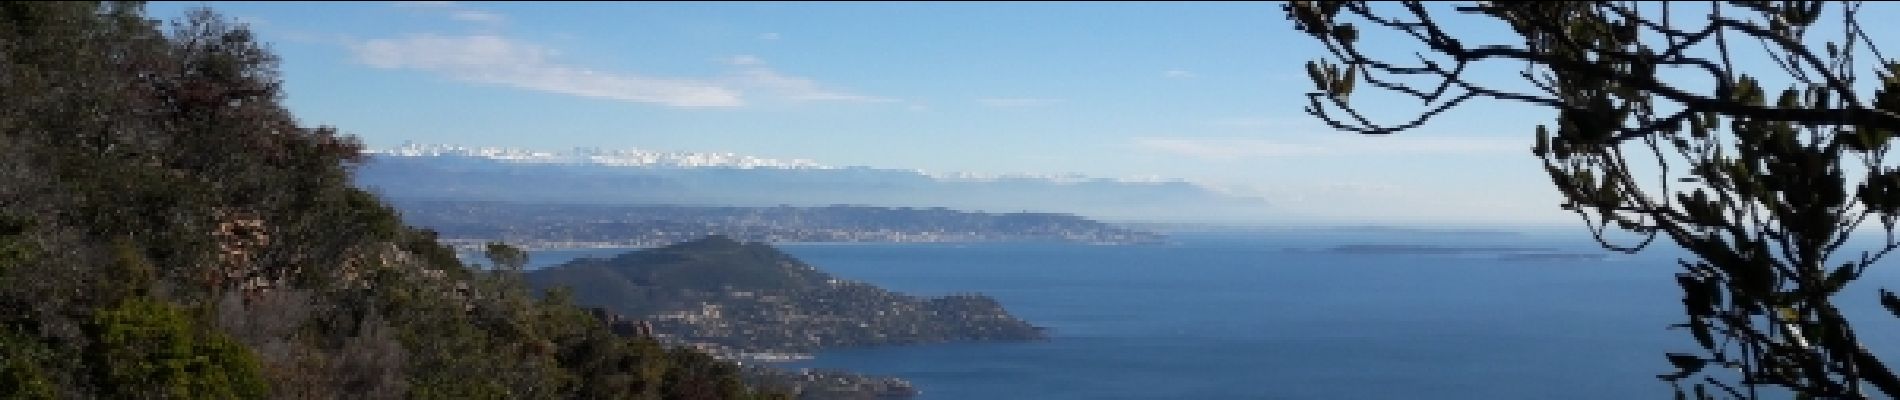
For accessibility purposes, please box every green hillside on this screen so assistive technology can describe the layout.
[530,236,1045,354]
[597,235,829,293]
[0,3,780,399]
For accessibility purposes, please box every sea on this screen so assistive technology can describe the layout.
[523,228,1900,400]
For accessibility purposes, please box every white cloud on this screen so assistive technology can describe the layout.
[449,10,505,23]
[724,57,896,103]
[348,37,894,107]
[1163,69,1195,79]
[978,97,1062,108]
[726,55,765,66]
[396,1,505,26]
[757,32,781,41]
[352,34,743,107]
[1131,136,1525,160]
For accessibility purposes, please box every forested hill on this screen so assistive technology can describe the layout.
[529,236,1047,354]
[0,3,777,398]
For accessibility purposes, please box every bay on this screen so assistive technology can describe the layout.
[528,228,1900,399]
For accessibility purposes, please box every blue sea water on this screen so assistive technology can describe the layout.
[527,229,1900,399]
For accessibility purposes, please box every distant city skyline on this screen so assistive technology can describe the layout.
[145,1,1900,225]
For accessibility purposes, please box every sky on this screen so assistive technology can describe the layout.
[140,1,1896,226]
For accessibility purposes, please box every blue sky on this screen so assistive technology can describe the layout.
[146,1,1870,226]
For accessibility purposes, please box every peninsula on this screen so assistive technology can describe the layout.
[527,236,1046,398]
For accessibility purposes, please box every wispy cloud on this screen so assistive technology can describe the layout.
[757,32,781,41]
[978,97,1062,108]
[449,10,505,23]
[1132,136,1524,160]
[1163,69,1195,79]
[724,55,896,103]
[395,1,505,26]
[1201,116,1328,130]
[726,55,765,66]
[352,34,743,107]
[348,38,894,107]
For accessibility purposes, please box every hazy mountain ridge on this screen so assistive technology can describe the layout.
[356,146,1274,221]
[370,143,836,170]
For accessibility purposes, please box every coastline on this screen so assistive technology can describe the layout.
[451,238,1155,253]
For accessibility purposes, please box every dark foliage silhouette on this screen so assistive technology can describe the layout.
[1288,1,1900,398]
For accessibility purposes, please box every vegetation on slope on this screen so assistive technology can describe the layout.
[0,2,780,398]
[530,236,1046,354]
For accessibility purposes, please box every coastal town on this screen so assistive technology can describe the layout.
[400,200,1167,251]
[538,237,1043,399]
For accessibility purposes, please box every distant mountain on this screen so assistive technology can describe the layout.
[371,143,833,169]
[527,236,1046,354]
[354,144,1273,221]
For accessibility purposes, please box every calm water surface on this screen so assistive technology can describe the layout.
[529,229,1900,399]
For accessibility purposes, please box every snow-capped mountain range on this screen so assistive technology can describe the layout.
[370,142,834,170]
[367,142,1184,184]
[355,143,1268,222]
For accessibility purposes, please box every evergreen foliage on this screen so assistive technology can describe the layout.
[0,2,785,398]
[1289,2,1900,398]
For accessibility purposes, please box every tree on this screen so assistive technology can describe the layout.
[0,3,786,398]
[87,298,269,399]
[486,241,530,273]
[1287,1,1900,398]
